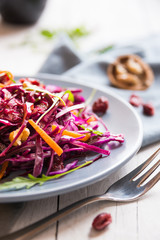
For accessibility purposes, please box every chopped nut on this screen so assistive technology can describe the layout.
[116,64,127,75]
[9,127,30,146]
[22,82,31,88]
[116,73,139,85]
[21,128,30,142]
[126,58,143,75]
[107,54,154,90]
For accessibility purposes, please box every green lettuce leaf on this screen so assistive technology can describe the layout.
[0,161,92,191]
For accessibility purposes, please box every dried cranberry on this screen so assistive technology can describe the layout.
[129,94,142,107]
[143,103,155,116]
[0,73,10,84]
[92,212,112,231]
[19,78,45,89]
[92,97,109,116]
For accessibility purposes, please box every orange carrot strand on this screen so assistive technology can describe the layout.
[86,115,97,123]
[28,120,63,156]
[52,125,90,142]
[0,161,9,180]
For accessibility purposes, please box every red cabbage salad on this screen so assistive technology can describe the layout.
[0,71,124,190]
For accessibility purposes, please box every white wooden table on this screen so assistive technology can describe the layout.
[0,0,160,239]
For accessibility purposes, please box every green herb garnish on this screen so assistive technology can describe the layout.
[40,30,56,39]
[96,45,114,54]
[66,26,90,40]
[6,72,16,83]
[79,125,103,136]
[9,26,91,50]
[40,26,90,41]
[0,161,92,191]
[64,90,74,102]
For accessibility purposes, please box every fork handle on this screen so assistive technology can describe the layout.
[2,195,104,240]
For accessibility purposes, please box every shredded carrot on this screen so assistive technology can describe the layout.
[28,120,63,156]
[86,115,97,123]
[0,83,4,88]
[0,71,14,79]
[71,110,78,116]
[0,161,9,180]
[0,71,14,87]
[52,125,90,142]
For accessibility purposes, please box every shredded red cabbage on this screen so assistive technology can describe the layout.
[0,77,124,178]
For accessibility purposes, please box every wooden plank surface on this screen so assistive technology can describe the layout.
[0,144,159,239]
[0,143,159,240]
[30,143,159,240]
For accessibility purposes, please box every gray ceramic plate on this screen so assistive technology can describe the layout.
[0,74,143,203]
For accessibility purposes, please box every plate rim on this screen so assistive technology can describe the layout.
[0,74,143,202]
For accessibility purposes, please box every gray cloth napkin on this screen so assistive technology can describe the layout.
[39,34,160,147]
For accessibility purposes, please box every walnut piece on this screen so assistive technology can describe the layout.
[107,55,154,90]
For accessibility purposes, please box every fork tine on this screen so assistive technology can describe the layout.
[130,147,160,181]
[143,171,160,193]
[137,159,160,186]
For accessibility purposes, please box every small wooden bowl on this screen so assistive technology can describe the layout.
[107,55,154,90]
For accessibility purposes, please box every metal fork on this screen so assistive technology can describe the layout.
[2,148,160,240]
